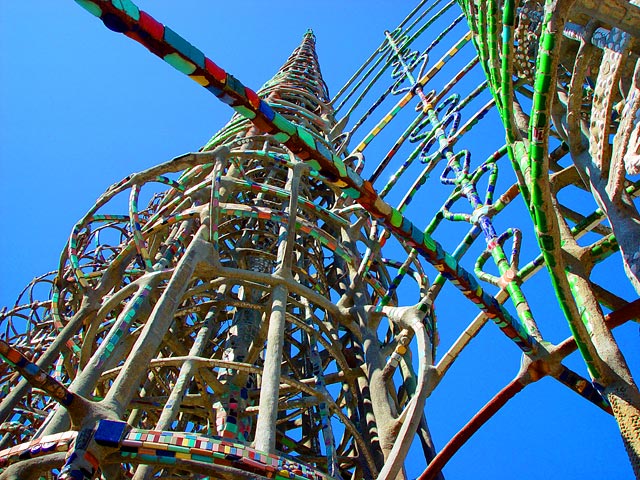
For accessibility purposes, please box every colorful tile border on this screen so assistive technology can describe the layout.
[0,421,331,480]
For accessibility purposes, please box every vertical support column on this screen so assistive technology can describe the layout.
[253,162,302,453]
[253,283,289,453]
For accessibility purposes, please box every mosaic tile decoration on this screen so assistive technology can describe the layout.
[0,420,332,480]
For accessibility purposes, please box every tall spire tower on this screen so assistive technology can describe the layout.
[0,12,429,480]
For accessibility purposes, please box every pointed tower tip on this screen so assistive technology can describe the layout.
[304,28,315,39]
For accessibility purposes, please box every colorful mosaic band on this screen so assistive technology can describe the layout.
[0,340,77,408]
[0,420,331,480]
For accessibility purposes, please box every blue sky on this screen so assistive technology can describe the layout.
[1,2,637,479]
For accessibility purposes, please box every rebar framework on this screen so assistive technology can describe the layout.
[1,0,639,479]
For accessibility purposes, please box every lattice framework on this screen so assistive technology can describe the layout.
[1,0,639,479]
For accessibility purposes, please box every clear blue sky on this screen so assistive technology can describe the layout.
[0,2,637,479]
